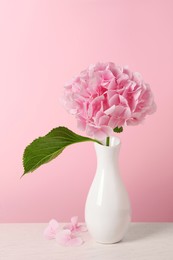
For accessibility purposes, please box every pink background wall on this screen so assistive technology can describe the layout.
[0,0,173,223]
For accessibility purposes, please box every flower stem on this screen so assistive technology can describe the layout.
[106,136,110,146]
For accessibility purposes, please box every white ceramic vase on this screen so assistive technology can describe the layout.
[85,136,131,244]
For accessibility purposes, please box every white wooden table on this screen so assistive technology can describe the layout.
[0,223,172,260]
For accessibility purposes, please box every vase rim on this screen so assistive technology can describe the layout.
[96,136,121,148]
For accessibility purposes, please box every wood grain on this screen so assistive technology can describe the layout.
[0,223,172,260]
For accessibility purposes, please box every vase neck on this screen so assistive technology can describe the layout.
[94,136,121,167]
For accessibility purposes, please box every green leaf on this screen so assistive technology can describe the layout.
[113,126,123,133]
[22,127,101,176]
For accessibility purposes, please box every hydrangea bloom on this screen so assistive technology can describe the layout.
[63,62,156,139]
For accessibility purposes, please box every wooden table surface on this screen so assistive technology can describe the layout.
[0,223,173,260]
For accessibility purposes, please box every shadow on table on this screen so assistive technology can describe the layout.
[123,223,169,243]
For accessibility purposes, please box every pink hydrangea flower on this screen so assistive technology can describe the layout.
[56,229,83,247]
[63,216,87,232]
[43,219,59,239]
[63,62,156,139]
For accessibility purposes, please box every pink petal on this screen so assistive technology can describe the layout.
[91,125,113,139]
[77,225,88,232]
[43,219,59,240]
[56,229,83,247]
[94,62,107,71]
[94,110,104,125]
[107,78,116,89]
[71,216,78,226]
[123,67,132,79]
[86,124,96,137]
[117,73,129,84]
[63,216,79,232]
[108,63,123,78]
[56,229,71,245]
[44,227,56,240]
[118,95,129,106]
[88,95,104,118]
[88,72,102,91]
[63,215,87,233]
[109,94,120,106]
[66,237,83,246]
[108,106,131,128]
[101,70,114,80]
[132,72,143,85]
[148,101,157,114]
[108,116,120,128]
[127,115,144,125]
[63,223,73,230]
[98,115,110,126]
[104,105,116,115]
[107,90,117,100]
[49,219,59,229]
[112,106,126,117]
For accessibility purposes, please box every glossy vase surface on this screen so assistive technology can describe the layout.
[85,136,131,244]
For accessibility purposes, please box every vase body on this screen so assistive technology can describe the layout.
[85,136,131,244]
